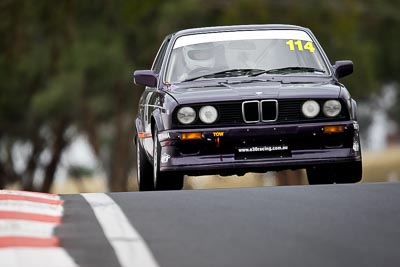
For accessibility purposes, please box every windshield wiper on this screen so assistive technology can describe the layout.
[182,68,265,82]
[250,67,326,76]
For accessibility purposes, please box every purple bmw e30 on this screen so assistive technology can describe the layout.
[134,24,362,191]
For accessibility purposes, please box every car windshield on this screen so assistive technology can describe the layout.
[165,29,330,84]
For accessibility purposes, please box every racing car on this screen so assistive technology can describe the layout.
[134,24,362,190]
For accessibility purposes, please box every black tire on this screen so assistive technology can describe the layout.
[136,137,155,191]
[306,165,335,185]
[153,128,184,190]
[334,161,362,183]
[307,162,362,185]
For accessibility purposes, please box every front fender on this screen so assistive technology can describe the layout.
[351,99,358,120]
[134,117,144,145]
[151,108,165,132]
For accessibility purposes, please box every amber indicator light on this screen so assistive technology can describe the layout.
[323,125,345,133]
[181,132,202,140]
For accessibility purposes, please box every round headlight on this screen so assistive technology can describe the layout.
[302,100,320,118]
[199,106,218,124]
[323,100,342,117]
[177,107,196,124]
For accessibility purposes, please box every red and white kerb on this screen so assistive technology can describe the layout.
[0,190,77,267]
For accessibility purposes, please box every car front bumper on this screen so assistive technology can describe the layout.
[158,121,361,175]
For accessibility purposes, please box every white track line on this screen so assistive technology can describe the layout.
[81,193,159,267]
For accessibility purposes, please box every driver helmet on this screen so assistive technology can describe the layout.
[182,42,216,70]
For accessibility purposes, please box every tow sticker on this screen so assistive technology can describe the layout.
[213,132,224,137]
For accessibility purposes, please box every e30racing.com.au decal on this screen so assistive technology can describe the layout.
[237,145,289,153]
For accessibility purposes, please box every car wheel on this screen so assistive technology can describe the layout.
[306,165,335,185]
[136,137,155,191]
[153,128,184,190]
[334,162,362,183]
[307,162,362,185]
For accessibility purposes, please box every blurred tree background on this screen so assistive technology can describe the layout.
[0,0,399,192]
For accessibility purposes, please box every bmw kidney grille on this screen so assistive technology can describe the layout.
[242,100,278,123]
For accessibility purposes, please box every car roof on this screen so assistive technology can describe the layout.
[171,24,311,38]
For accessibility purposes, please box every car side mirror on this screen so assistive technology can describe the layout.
[134,70,158,87]
[334,60,353,79]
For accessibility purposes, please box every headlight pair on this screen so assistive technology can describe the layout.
[302,100,342,118]
[177,106,218,124]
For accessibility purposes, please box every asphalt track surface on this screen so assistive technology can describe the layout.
[58,182,400,267]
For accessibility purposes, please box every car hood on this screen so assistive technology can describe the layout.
[166,79,342,105]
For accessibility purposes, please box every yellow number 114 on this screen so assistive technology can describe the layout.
[286,40,315,53]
